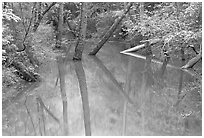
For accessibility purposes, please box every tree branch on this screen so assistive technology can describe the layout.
[42,2,56,17]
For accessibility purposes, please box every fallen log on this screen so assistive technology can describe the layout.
[181,54,202,69]
[121,38,161,54]
[11,61,40,82]
[120,43,146,54]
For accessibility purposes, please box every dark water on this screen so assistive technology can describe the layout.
[2,42,202,136]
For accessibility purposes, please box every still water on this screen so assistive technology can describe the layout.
[2,42,202,136]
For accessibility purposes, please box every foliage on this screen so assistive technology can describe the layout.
[125,2,202,56]
[2,8,21,21]
[2,3,41,88]
[2,7,21,87]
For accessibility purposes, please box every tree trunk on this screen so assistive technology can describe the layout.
[19,3,27,32]
[88,2,133,55]
[66,20,77,37]
[11,60,39,82]
[120,43,146,54]
[73,2,88,60]
[181,54,202,69]
[17,3,39,67]
[33,3,38,26]
[55,3,63,48]
[140,2,144,25]
[38,2,42,19]
[33,2,56,32]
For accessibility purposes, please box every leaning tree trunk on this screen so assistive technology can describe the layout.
[182,43,202,69]
[181,54,202,69]
[88,2,133,55]
[18,2,39,67]
[11,60,39,82]
[55,3,63,48]
[73,2,88,60]
[33,2,56,32]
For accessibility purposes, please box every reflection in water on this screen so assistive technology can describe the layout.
[36,96,60,124]
[57,56,68,135]
[24,96,36,135]
[36,96,46,135]
[2,43,201,136]
[90,56,135,105]
[159,56,170,77]
[122,56,134,135]
[2,82,40,110]
[174,60,185,107]
[121,50,201,135]
[139,55,153,135]
[74,61,91,136]
[174,70,184,106]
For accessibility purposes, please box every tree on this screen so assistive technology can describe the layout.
[181,53,202,69]
[33,2,56,32]
[2,3,40,83]
[55,3,63,48]
[73,2,88,60]
[18,2,39,66]
[88,2,133,55]
[125,2,202,62]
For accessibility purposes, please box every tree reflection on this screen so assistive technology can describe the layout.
[57,56,68,135]
[90,56,135,105]
[139,55,154,135]
[74,61,91,136]
[122,56,134,135]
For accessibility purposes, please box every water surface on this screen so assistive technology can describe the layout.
[2,42,202,136]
